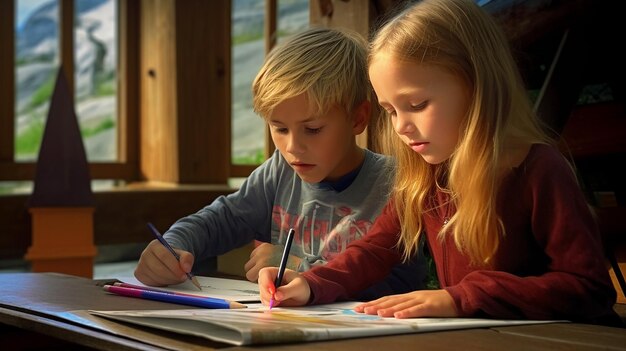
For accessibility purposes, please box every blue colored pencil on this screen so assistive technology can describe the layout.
[103,284,246,309]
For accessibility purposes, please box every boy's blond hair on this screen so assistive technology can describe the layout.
[253,27,370,118]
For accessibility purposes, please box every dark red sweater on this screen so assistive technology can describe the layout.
[303,144,621,325]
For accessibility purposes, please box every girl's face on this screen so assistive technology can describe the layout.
[268,93,367,183]
[369,55,469,164]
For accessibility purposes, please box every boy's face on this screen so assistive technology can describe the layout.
[268,93,366,183]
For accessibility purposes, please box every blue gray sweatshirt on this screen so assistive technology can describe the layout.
[164,149,426,300]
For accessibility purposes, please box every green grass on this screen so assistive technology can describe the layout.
[15,119,45,156]
[0,181,32,195]
[17,69,117,158]
[232,149,265,165]
[15,116,116,158]
[232,31,264,45]
[29,75,55,110]
[81,117,115,138]
[96,79,116,96]
[26,73,116,114]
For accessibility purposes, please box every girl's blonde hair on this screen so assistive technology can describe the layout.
[372,0,552,265]
[253,27,370,118]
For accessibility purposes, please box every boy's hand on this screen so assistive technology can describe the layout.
[258,267,311,307]
[134,239,195,286]
[354,289,457,318]
[244,243,301,282]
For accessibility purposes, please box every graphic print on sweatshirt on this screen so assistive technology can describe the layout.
[272,199,374,264]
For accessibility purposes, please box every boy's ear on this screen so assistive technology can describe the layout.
[351,100,371,135]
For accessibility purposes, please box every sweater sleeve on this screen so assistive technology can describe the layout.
[163,152,281,261]
[303,202,403,304]
[445,147,619,325]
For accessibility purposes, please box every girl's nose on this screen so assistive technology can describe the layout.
[393,112,416,135]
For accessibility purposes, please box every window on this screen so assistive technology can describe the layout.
[15,0,60,162]
[0,0,138,192]
[2,0,310,191]
[14,0,118,162]
[231,0,309,168]
[73,0,118,162]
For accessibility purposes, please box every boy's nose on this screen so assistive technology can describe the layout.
[286,135,305,154]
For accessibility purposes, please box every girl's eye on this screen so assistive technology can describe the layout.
[305,127,322,134]
[410,101,428,111]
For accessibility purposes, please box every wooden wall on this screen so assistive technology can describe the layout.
[140,0,231,184]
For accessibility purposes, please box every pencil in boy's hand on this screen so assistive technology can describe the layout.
[269,228,295,310]
[147,222,202,291]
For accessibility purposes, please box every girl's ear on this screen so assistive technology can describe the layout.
[351,100,371,135]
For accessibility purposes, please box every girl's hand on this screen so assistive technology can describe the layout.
[258,267,311,308]
[134,239,195,286]
[244,243,301,282]
[354,289,457,318]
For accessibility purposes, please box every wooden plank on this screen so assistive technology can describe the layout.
[0,184,234,260]
[265,0,277,53]
[118,0,140,175]
[0,273,624,350]
[0,194,32,259]
[0,162,138,181]
[0,307,165,351]
[140,0,179,182]
[175,0,230,184]
[92,184,232,245]
[0,274,225,350]
[139,0,231,184]
[263,0,277,158]
[609,243,626,304]
[229,164,257,178]
[310,0,370,35]
[0,1,14,162]
[493,323,626,350]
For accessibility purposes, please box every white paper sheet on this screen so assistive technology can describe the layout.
[115,276,260,302]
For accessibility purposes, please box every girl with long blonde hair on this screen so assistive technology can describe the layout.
[258,0,620,325]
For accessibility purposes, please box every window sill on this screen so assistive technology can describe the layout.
[0,181,238,260]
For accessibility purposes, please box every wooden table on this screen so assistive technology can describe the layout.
[0,272,624,350]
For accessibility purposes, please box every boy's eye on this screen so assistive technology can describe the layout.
[273,126,288,134]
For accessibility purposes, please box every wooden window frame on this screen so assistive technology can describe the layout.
[0,0,139,182]
[1,0,312,181]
